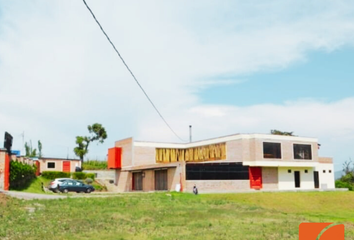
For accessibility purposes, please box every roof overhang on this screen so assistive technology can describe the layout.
[122,162,179,172]
[243,161,319,168]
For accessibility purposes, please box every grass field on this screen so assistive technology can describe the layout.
[0,191,353,240]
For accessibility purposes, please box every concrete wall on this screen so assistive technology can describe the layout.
[115,138,133,167]
[316,163,335,189]
[278,167,315,190]
[116,170,130,192]
[133,145,156,166]
[226,140,243,162]
[84,170,116,180]
[185,180,250,193]
[262,167,278,190]
[37,159,80,172]
[249,138,319,163]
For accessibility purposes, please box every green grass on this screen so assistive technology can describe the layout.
[13,176,53,194]
[0,192,353,240]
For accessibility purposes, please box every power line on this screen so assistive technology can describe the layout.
[82,0,185,142]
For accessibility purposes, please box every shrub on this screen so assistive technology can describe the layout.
[72,172,95,180]
[72,172,86,180]
[85,178,93,184]
[10,160,37,190]
[82,160,107,170]
[85,173,95,180]
[41,171,71,180]
[335,180,354,191]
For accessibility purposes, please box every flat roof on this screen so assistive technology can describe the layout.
[132,133,318,148]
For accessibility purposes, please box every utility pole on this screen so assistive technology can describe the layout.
[22,131,24,156]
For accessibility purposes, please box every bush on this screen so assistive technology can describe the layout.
[41,171,71,180]
[82,160,107,170]
[85,178,93,184]
[85,173,95,180]
[91,181,107,191]
[335,180,354,191]
[72,172,95,180]
[10,160,37,190]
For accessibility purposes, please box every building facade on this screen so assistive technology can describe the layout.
[107,134,335,193]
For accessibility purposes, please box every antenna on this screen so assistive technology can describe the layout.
[189,125,192,143]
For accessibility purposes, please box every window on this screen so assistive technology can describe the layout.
[329,170,332,173]
[47,162,55,169]
[305,170,308,173]
[288,169,292,173]
[263,142,281,159]
[186,163,249,180]
[293,144,312,160]
[323,170,326,173]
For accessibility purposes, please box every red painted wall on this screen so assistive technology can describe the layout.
[4,153,10,190]
[107,147,122,169]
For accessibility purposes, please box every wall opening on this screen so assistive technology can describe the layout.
[263,142,281,159]
[293,144,312,160]
[186,162,249,180]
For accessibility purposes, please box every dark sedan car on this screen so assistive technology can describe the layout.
[58,180,95,193]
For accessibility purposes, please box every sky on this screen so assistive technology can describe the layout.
[0,0,353,172]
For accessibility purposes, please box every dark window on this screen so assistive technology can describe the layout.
[329,170,332,173]
[288,169,292,173]
[47,162,55,169]
[323,170,326,173]
[305,170,308,173]
[263,142,281,159]
[186,163,249,180]
[293,144,312,160]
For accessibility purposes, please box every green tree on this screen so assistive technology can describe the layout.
[270,129,294,136]
[74,123,108,161]
[24,141,37,157]
[38,140,43,158]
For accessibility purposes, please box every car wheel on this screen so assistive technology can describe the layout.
[86,188,91,194]
[62,189,69,194]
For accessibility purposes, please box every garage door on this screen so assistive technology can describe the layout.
[155,170,168,191]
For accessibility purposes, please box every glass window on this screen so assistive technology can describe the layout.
[263,142,281,159]
[288,169,291,173]
[293,144,312,160]
[47,162,55,168]
[186,163,249,180]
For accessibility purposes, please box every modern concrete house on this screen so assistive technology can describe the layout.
[107,134,335,193]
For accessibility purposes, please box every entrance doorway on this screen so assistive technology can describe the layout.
[249,167,262,189]
[314,171,319,189]
[294,171,300,188]
[155,170,168,191]
[133,172,143,191]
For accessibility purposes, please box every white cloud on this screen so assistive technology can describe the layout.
[0,0,353,170]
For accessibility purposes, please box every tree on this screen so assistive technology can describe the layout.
[74,123,108,161]
[38,140,43,158]
[24,140,37,157]
[270,129,294,136]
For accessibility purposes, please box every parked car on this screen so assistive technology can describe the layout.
[58,180,95,193]
[48,178,72,192]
